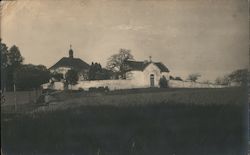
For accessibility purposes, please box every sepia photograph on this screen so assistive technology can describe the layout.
[0,0,249,154]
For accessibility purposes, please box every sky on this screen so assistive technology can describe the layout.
[1,0,249,81]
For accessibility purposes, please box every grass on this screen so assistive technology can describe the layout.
[1,87,248,155]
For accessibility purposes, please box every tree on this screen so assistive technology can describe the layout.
[14,64,50,90]
[5,45,24,91]
[0,39,8,91]
[187,73,201,82]
[7,45,23,68]
[0,39,8,68]
[169,76,174,80]
[159,76,168,88]
[106,48,134,79]
[51,72,64,81]
[215,76,230,85]
[175,77,183,81]
[228,69,248,86]
[65,69,79,85]
[88,62,111,80]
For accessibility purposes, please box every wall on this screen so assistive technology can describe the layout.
[72,79,147,90]
[168,80,226,88]
[42,79,228,91]
[42,82,64,90]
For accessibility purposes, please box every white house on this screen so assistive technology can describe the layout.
[124,60,170,87]
[49,46,90,81]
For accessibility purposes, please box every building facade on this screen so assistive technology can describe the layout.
[125,60,170,87]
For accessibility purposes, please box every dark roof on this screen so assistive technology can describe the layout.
[125,60,169,72]
[49,57,90,71]
[125,61,148,71]
[154,62,170,72]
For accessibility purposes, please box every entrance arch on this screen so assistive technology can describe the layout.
[150,74,154,87]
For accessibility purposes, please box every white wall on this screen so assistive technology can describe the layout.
[72,79,147,90]
[168,80,226,88]
[42,79,228,91]
[42,82,64,90]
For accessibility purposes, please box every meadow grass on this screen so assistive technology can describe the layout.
[1,88,248,155]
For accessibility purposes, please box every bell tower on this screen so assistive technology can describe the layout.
[69,44,74,58]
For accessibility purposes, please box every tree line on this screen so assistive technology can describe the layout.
[1,39,50,91]
[1,38,247,91]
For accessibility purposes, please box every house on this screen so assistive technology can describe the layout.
[124,59,170,87]
[49,46,90,81]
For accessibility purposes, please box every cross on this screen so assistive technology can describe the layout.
[149,56,152,62]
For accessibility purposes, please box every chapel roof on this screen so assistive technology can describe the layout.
[49,57,90,71]
[125,60,169,72]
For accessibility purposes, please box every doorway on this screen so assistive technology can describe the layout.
[150,74,154,87]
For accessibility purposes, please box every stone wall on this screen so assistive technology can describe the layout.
[168,80,226,88]
[42,79,229,91]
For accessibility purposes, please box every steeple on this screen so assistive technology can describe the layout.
[69,44,74,58]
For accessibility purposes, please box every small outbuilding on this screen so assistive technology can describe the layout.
[124,60,170,87]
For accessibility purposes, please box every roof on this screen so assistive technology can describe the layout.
[125,60,169,72]
[49,57,90,71]
[154,62,169,72]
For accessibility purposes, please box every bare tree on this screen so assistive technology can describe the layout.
[106,48,134,79]
[187,73,201,82]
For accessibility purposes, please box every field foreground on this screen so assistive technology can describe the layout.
[1,88,248,155]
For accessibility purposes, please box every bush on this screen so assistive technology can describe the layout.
[159,76,168,88]
[88,86,109,92]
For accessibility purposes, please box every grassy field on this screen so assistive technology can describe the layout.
[1,88,248,155]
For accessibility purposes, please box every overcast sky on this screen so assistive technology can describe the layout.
[1,0,249,81]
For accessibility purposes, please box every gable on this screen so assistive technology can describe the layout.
[143,63,161,73]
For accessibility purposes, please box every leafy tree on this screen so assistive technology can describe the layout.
[187,73,201,82]
[65,69,79,85]
[175,77,183,81]
[0,39,8,91]
[0,39,8,68]
[106,48,134,79]
[51,72,64,81]
[8,45,23,68]
[228,69,248,85]
[159,76,168,88]
[215,69,248,86]
[14,64,50,90]
[88,62,111,80]
[4,44,24,91]
[215,76,230,85]
[169,76,174,80]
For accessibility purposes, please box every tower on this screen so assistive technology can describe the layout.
[69,44,74,58]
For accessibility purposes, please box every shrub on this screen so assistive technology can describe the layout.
[159,76,168,88]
